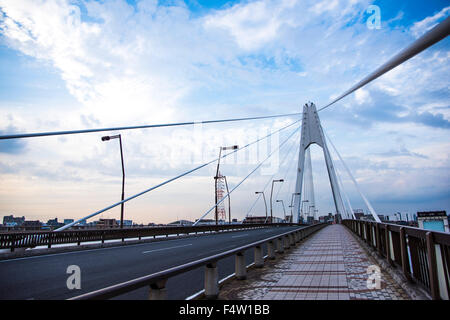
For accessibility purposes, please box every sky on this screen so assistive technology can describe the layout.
[0,0,449,225]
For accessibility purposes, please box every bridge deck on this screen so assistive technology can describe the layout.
[219,224,411,300]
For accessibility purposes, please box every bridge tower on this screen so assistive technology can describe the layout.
[293,103,345,223]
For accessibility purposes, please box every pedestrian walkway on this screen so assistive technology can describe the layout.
[218,224,411,300]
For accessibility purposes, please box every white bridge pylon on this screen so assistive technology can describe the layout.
[293,102,346,223]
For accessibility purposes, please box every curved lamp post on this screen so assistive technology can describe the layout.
[270,179,284,224]
[255,191,268,223]
[101,134,125,229]
[276,199,287,222]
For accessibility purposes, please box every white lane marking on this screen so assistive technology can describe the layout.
[142,243,192,254]
[231,234,249,238]
[0,228,293,263]
[0,238,193,263]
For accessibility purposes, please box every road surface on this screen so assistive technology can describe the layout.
[0,225,301,300]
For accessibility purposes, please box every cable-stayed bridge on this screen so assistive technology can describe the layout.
[0,17,449,301]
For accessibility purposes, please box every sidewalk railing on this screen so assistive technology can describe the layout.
[0,223,300,252]
[70,223,327,300]
[342,219,450,300]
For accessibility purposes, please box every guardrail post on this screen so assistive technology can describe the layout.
[148,279,168,300]
[426,232,440,300]
[284,236,290,250]
[277,237,284,254]
[267,241,275,260]
[204,262,219,299]
[289,234,295,246]
[399,227,411,281]
[48,232,52,249]
[235,252,247,280]
[376,224,382,255]
[10,234,15,252]
[254,245,264,268]
[385,225,391,264]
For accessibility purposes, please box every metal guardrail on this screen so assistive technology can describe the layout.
[0,223,300,252]
[69,223,327,300]
[342,219,450,300]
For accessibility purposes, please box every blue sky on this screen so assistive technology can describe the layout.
[0,0,449,224]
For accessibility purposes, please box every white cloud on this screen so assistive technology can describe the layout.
[354,88,371,105]
[0,0,448,222]
[410,6,450,38]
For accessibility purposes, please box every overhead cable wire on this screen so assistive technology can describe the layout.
[0,112,302,140]
[193,125,301,226]
[335,163,355,219]
[318,16,450,112]
[323,130,381,223]
[245,129,300,217]
[274,139,300,201]
[55,119,300,231]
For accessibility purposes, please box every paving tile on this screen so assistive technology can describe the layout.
[217,224,411,300]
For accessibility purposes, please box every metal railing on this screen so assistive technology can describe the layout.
[69,223,326,300]
[342,219,450,300]
[0,223,300,252]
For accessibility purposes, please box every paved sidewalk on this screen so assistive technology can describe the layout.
[218,224,411,300]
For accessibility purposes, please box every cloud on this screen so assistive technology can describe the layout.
[410,6,450,38]
[0,0,449,222]
[0,125,26,154]
[371,146,428,159]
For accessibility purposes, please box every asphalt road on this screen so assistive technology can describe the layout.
[0,225,301,300]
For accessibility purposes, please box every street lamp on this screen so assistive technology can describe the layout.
[270,179,284,224]
[290,192,300,221]
[276,199,287,222]
[101,134,125,229]
[255,191,268,223]
[215,145,238,225]
[301,200,309,223]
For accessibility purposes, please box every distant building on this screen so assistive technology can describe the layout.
[3,215,25,227]
[168,220,193,226]
[417,211,449,233]
[22,220,42,230]
[64,219,74,225]
[194,219,222,225]
[47,218,64,229]
[123,220,133,226]
[354,209,364,220]
[319,214,334,223]
[272,217,284,223]
[243,216,268,224]
[114,220,133,227]
[97,219,118,228]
